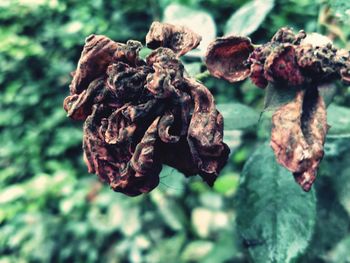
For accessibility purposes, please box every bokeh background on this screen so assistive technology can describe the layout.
[1,0,350,262]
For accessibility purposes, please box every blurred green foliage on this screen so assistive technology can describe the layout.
[1,0,350,262]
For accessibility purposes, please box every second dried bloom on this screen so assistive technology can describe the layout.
[205,27,350,191]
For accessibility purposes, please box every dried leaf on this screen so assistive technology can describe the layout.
[271,88,328,191]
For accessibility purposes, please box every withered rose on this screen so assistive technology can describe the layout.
[206,27,350,88]
[64,22,229,196]
[205,27,350,191]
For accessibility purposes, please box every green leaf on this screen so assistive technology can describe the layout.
[150,189,188,231]
[318,83,337,106]
[148,233,186,263]
[202,230,242,263]
[330,0,350,23]
[225,0,274,36]
[328,236,350,263]
[217,103,259,130]
[213,173,240,195]
[299,172,349,262]
[327,104,350,138]
[181,240,214,262]
[263,83,298,111]
[163,4,216,57]
[158,165,186,197]
[237,143,316,263]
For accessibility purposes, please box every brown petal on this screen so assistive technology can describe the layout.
[146,48,184,98]
[205,36,254,83]
[271,27,306,44]
[70,35,121,94]
[146,21,202,57]
[158,111,180,143]
[106,62,150,102]
[110,117,162,196]
[64,77,105,120]
[271,87,328,191]
[250,62,268,89]
[264,44,305,86]
[83,105,132,184]
[104,104,137,145]
[113,40,144,67]
[122,99,159,123]
[185,77,230,184]
[296,44,347,83]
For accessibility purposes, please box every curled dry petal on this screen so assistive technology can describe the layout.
[250,62,268,88]
[271,27,306,44]
[146,21,202,57]
[264,45,304,86]
[110,117,162,196]
[158,111,180,143]
[113,40,144,67]
[70,35,121,94]
[105,104,136,144]
[271,88,328,191]
[186,78,230,185]
[83,105,131,183]
[63,78,105,120]
[106,62,150,102]
[146,48,184,98]
[205,36,254,83]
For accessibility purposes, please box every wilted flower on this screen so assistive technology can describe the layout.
[64,22,229,196]
[205,27,350,191]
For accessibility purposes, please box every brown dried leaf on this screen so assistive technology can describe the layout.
[205,36,254,83]
[271,88,328,191]
[146,21,202,57]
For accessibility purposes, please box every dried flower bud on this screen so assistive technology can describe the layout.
[146,21,202,57]
[64,22,229,196]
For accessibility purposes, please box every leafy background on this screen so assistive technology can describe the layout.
[1,0,350,262]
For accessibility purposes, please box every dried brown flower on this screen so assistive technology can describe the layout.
[205,27,350,88]
[64,22,229,196]
[205,27,350,191]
